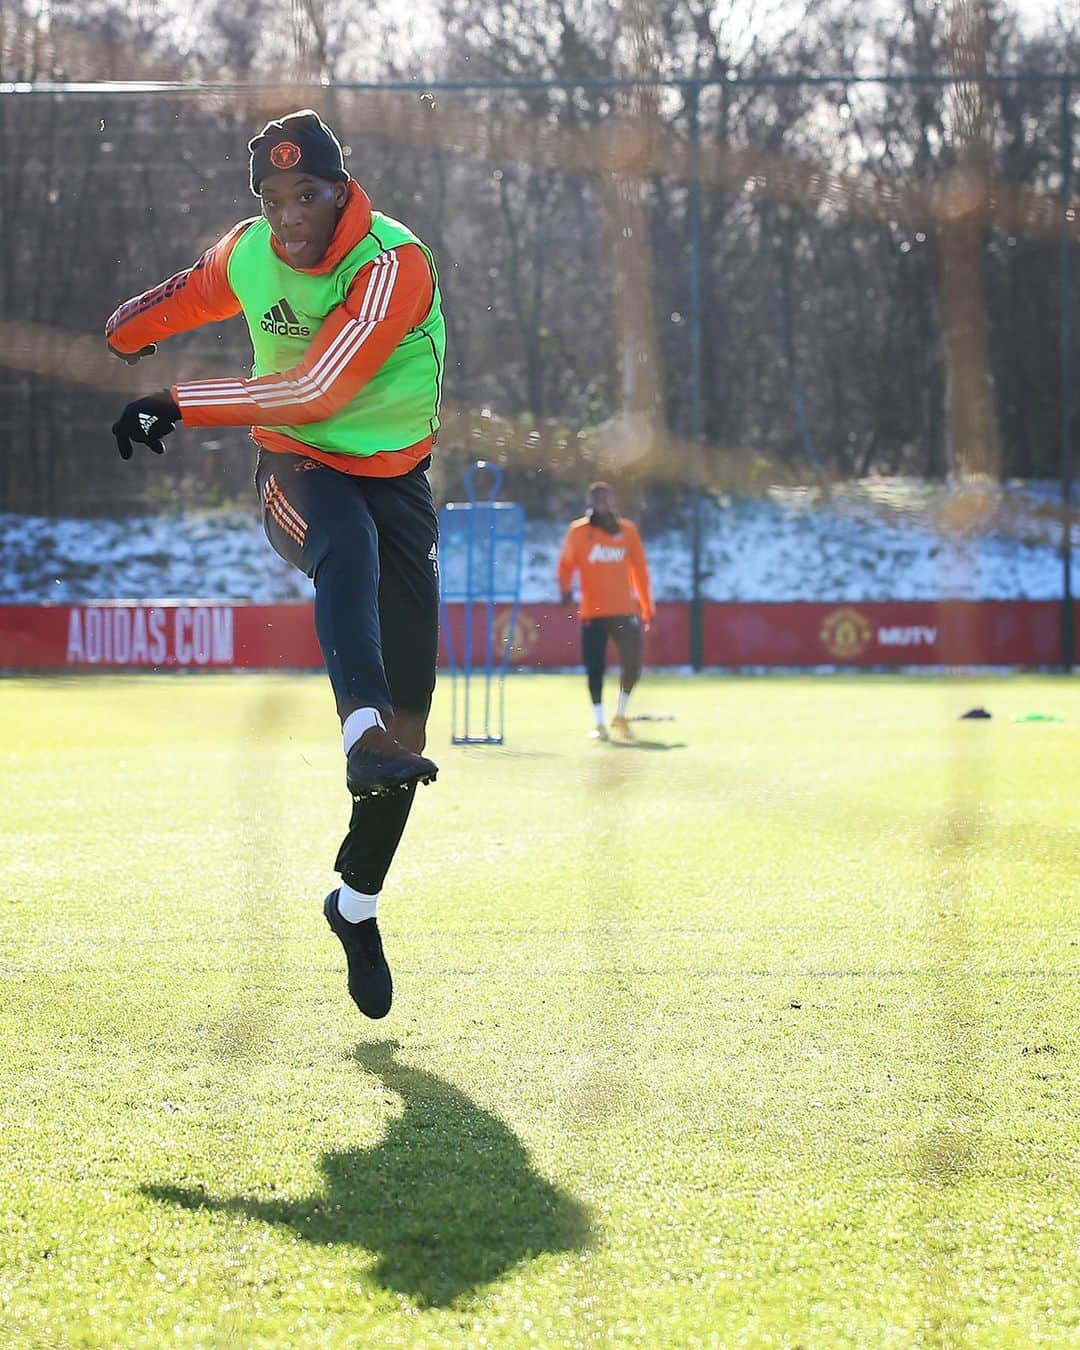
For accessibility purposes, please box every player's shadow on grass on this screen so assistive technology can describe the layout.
[142,1039,593,1308]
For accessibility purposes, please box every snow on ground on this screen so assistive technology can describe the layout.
[1,479,1074,605]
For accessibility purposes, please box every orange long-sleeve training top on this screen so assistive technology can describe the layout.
[557,516,654,623]
[105,182,435,477]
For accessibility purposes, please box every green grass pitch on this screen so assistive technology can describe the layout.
[0,672,1078,1347]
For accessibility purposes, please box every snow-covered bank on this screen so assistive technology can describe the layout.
[1,480,1074,605]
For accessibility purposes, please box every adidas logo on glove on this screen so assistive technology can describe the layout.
[261,298,311,337]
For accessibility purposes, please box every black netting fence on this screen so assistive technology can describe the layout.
[0,75,1077,656]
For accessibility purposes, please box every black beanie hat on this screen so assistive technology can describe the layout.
[248,109,349,195]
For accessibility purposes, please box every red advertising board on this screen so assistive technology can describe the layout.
[703,600,1071,667]
[0,602,322,670]
[0,599,1075,670]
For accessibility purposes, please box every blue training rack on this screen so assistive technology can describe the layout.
[438,461,526,745]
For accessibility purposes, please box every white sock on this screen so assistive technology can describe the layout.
[342,707,386,755]
[593,703,606,727]
[336,882,379,922]
[617,691,630,718]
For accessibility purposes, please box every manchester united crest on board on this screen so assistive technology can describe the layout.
[819,607,872,660]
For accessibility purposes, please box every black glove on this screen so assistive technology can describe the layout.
[111,390,181,460]
[560,590,574,606]
[108,343,158,365]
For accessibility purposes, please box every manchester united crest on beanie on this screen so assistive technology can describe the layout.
[248,110,349,195]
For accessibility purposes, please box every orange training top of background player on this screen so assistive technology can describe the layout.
[557,515,654,623]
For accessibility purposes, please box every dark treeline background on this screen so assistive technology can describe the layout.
[1,0,1078,516]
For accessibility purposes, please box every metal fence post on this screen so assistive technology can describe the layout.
[1061,74,1075,673]
[687,80,705,672]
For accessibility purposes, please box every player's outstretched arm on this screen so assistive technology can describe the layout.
[104,221,249,358]
[105,224,248,462]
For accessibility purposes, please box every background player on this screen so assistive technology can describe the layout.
[557,482,654,741]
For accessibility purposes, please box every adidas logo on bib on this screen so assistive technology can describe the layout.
[261,297,311,337]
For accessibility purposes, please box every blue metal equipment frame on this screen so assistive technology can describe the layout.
[438,462,526,745]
